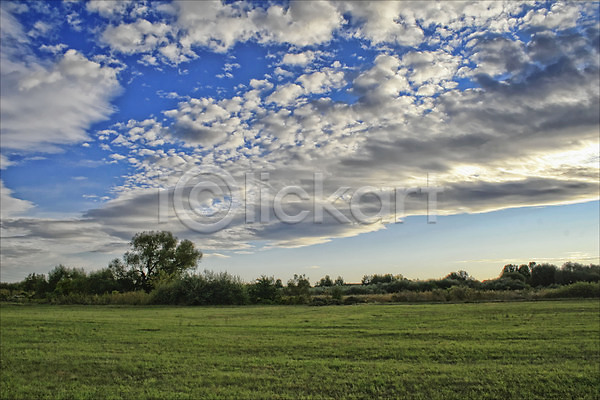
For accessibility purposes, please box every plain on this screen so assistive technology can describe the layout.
[1,300,598,399]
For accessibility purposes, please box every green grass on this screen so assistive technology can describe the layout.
[1,300,599,399]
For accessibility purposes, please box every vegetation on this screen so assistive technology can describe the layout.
[1,231,599,306]
[118,231,202,292]
[1,300,598,399]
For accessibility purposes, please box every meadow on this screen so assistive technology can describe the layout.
[1,300,598,399]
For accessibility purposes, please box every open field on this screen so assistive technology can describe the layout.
[1,300,599,399]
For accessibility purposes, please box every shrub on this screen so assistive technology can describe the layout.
[248,276,281,304]
[539,282,600,299]
[151,271,248,306]
[343,296,365,305]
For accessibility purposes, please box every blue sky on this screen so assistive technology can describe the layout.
[1,1,598,283]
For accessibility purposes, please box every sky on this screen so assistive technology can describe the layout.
[1,1,599,284]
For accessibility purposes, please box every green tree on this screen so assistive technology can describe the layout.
[518,264,532,282]
[249,275,281,304]
[285,274,311,304]
[22,273,49,297]
[123,231,202,292]
[317,275,334,287]
[47,265,89,295]
[444,270,472,281]
[501,264,519,276]
[530,263,557,287]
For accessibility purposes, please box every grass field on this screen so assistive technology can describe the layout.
[1,300,598,399]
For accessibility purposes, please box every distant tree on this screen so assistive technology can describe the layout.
[502,264,519,275]
[444,270,472,281]
[122,231,202,292]
[556,262,600,284]
[334,276,345,286]
[501,272,526,282]
[22,273,49,297]
[530,263,558,287]
[47,265,88,295]
[518,264,532,282]
[317,275,334,287]
[362,274,402,285]
[285,274,311,304]
[249,275,281,304]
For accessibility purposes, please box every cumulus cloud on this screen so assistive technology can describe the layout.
[281,51,315,66]
[0,180,34,219]
[96,1,343,60]
[86,0,133,19]
[1,47,122,152]
[266,83,305,106]
[101,19,172,54]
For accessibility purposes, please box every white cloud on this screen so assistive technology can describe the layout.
[266,83,305,106]
[1,49,122,152]
[297,69,345,94]
[401,50,463,86]
[101,19,172,54]
[86,0,132,18]
[98,1,343,61]
[39,43,68,54]
[249,79,273,91]
[339,2,424,47]
[281,50,315,66]
[0,180,34,219]
[109,153,126,161]
[253,1,343,47]
[523,2,581,30]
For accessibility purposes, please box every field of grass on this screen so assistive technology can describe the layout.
[1,300,598,399]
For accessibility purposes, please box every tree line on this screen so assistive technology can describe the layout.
[1,231,598,305]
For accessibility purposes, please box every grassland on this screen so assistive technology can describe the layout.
[1,300,598,399]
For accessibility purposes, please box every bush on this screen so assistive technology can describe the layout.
[447,286,478,302]
[539,282,600,299]
[151,271,248,306]
[309,296,342,306]
[283,274,311,304]
[248,276,281,304]
[343,296,365,305]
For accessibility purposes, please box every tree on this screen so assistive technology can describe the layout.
[361,273,401,285]
[122,231,202,292]
[445,270,472,281]
[334,276,345,286]
[518,264,532,282]
[22,273,49,297]
[530,263,557,287]
[501,264,519,276]
[285,274,311,304]
[316,275,333,287]
[249,275,281,304]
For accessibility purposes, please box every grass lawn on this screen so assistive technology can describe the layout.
[1,300,599,399]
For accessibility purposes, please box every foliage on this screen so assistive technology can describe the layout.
[361,273,403,285]
[283,274,311,304]
[316,275,334,287]
[538,282,600,299]
[530,263,558,287]
[248,276,282,304]
[3,248,600,306]
[121,231,202,292]
[151,271,248,306]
